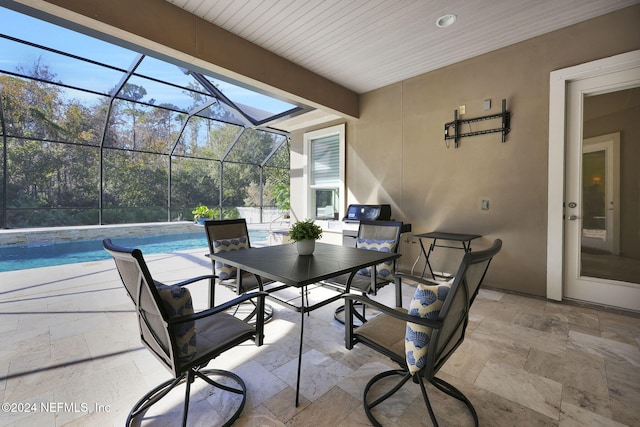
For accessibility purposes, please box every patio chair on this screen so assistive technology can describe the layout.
[323,220,404,324]
[204,218,275,322]
[103,238,266,427]
[343,239,502,426]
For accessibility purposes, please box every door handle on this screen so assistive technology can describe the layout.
[568,215,580,221]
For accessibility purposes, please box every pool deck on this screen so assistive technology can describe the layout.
[0,249,639,426]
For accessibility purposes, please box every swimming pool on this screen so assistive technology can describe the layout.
[0,230,270,272]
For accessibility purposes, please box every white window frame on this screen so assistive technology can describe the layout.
[303,124,345,223]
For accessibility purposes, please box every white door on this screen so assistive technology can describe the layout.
[564,69,640,311]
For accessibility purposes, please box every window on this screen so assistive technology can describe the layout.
[303,124,345,221]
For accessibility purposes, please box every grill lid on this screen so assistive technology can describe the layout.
[343,204,392,222]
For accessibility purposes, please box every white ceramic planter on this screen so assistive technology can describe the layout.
[296,239,315,255]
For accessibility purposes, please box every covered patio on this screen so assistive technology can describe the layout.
[1,250,638,426]
[1,2,640,426]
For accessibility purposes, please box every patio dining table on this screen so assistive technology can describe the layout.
[206,241,401,406]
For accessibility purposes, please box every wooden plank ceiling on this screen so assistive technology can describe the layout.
[166,0,639,94]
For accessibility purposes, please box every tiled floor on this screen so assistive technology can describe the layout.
[1,248,639,426]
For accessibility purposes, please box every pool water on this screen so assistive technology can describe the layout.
[0,230,270,272]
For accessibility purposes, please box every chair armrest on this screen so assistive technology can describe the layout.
[395,272,443,287]
[167,291,268,324]
[171,274,217,288]
[343,293,443,329]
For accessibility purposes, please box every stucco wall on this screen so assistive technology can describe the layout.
[291,5,640,297]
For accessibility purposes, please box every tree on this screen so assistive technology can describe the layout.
[117,83,147,151]
[1,57,290,227]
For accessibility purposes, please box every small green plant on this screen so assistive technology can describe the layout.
[274,182,290,218]
[289,219,323,242]
[191,205,215,222]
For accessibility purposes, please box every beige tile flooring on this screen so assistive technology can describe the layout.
[1,248,639,426]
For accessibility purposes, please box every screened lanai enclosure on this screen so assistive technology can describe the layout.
[0,7,306,229]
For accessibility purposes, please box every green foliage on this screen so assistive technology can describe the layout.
[244,178,289,208]
[191,204,215,221]
[0,58,289,228]
[180,206,238,222]
[273,181,290,213]
[289,219,323,242]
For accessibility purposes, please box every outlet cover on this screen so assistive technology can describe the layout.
[459,105,466,114]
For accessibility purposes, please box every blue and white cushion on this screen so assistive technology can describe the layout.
[213,236,249,280]
[405,280,452,375]
[156,283,196,361]
[356,238,396,279]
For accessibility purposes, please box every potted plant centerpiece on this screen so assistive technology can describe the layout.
[289,219,323,255]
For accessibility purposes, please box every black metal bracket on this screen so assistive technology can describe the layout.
[444,99,510,148]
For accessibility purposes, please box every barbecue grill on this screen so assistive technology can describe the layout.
[341,204,410,246]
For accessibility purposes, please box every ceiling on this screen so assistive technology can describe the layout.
[165,0,639,95]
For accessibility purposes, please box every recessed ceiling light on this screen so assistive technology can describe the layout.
[436,14,457,28]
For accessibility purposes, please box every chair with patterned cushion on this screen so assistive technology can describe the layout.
[343,239,502,426]
[323,220,404,323]
[103,238,266,427]
[204,218,275,322]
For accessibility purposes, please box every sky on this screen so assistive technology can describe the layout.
[0,6,297,117]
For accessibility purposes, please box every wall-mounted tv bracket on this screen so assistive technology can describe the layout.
[444,99,510,148]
